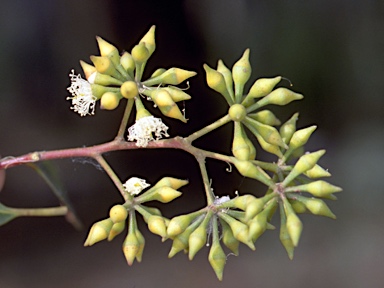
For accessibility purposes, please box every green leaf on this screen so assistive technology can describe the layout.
[28,161,83,230]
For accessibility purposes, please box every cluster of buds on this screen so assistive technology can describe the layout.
[67,25,196,146]
[84,177,188,266]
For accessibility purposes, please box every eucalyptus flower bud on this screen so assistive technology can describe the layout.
[217,59,234,99]
[131,42,150,65]
[253,131,284,158]
[84,218,114,246]
[90,55,124,81]
[283,199,302,247]
[232,158,275,187]
[279,205,295,260]
[162,87,192,102]
[219,219,239,255]
[122,230,140,266]
[109,204,128,223]
[90,84,120,99]
[289,125,317,150]
[167,213,200,237]
[232,49,251,100]
[142,68,196,86]
[280,113,299,144]
[248,209,269,242]
[228,104,247,122]
[294,195,336,219]
[80,60,97,79]
[151,186,182,203]
[139,25,156,56]
[100,92,121,110]
[147,215,168,239]
[208,238,226,281]
[247,110,281,126]
[151,68,166,78]
[120,81,138,99]
[289,180,342,198]
[304,164,331,178]
[232,121,251,160]
[108,221,125,241]
[135,229,145,262]
[120,52,135,76]
[96,36,120,66]
[256,87,303,107]
[87,71,123,86]
[203,64,233,104]
[188,224,208,260]
[153,177,189,190]
[289,199,307,214]
[247,76,282,98]
[219,213,255,250]
[244,116,286,148]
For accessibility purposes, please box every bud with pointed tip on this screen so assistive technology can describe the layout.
[254,131,284,158]
[90,55,124,81]
[152,177,189,190]
[80,60,97,79]
[100,92,121,110]
[289,125,317,150]
[203,64,233,104]
[217,59,234,99]
[248,76,282,98]
[289,199,307,214]
[288,180,342,198]
[232,158,275,187]
[122,230,140,266]
[188,212,212,260]
[232,121,251,160]
[280,113,299,144]
[120,81,138,99]
[304,164,331,178]
[167,212,201,237]
[293,195,336,219]
[283,198,302,247]
[120,52,135,76]
[139,25,156,56]
[147,215,168,238]
[220,219,240,255]
[232,49,251,100]
[208,237,226,281]
[151,68,166,78]
[131,42,150,65]
[256,87,303,107]
[96,36,120,66]
[279,204,295,260]
[142,68,196,86]
[88,71,123,86]
[248,110,281,126]
[108,221,125,241]
[135,229,145,262]
[162,87,191,102]
[84,218,114,246]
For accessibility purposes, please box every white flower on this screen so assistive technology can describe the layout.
[214,195,230,205]
[127,116,169,147]
[123,177,150,196]
[67,70,97,116]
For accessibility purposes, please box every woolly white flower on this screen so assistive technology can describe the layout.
[127,116,169,147]
[214,195,230,205]
[67,70,97,116]
[123,177,150,196]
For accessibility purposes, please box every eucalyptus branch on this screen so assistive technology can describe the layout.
[186,114,231,143]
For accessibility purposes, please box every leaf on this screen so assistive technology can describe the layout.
[28,161,83,230]
[0,203,18,226]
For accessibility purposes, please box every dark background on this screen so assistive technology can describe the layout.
[0,0,383,287]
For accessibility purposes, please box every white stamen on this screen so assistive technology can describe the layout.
[127,116,169,147]
[123,177,150,196]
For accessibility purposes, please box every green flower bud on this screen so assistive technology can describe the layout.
[122,230,140,266]
[280,113,299,144]
[232,49,251,100]
[304,164,331,178]
[283,198,302,247]
[219,213,255,250]
[100,92,121,110]
[293,195,336,219]
[131,42,150,65]
[253,131,284,158]
[247,76,282,98]
[247,200,277,242]
[203,64,233,104]
[289,125,317,150]
[150,68,166,78]
[247,110,281,126]
[139,25,156,56]
[289,180,342,198]
[188,212,212,260]
[135,229,145,262]
[90,55,124,81]
[279,204,295,260]
[87,71,123,86]
[232,158,275,187]
[228,104,247,122]
[120,52,135,76]
[289,199,307,214]
[167,212,201,238]
[109,204,128,223]
[152,186,182,203]
[90,84,120,99]
[96,36,120,66]
[162,87,192,102]
[232,122,251,160]
[142,68,197,86]
[217,59,234,99]
[208,238,226,281]
[282,150,326,186]
[219,219,240,255]
[108,221,125,241]
[153,177,189,190]
[120,81,138,99]
[145,89,187,122]
[84,218,114,246]
[256,87,303,107]
[80,60,97,79]
[147,215,168,239]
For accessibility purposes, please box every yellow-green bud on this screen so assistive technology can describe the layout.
[208,239,226,281]
[167,214,197,238]
[108,221,125,241]
[150,89,187,122]
[254,131,284,158]
[289,199,307,214]
[135,229,145,262]
[120,81,138,99]
[89,55,124,81]
[90,84,119,99]
[147,215,168,239]
[219,213,255,250]
[153,177,189,190]
[294,195,336,219]
[232,49,251,100]
[162,87,192,102]
[122,231,140,266]
[289,125,317,150]
[151,68,166,78]
[109,204,128,223]
[142,68,197,86]
[279,206,295,260]
[245,198,266,221]
[245,116,287,148]
[291,180,342,198]
[248,211,268,242]
[80,60,97,79]
[188,224,208,260]
[304,164,331,178]
[120,52,135,76]
[217,59,234,99]
[88,71,123,86]
[131,42,150,64]
[96,36,120,66]
[232,158,275,187]
[280,113,299,144]
[100,92,120,110]
[228,104,247,122]
[247,76,282,98]
[152,186,182,203]
[283,150,326,186]
[257,87,303,107]
[283,199,302,247]
[232,121,251,161]
[84,218,114,246]
[139,25,156,56]
[220,219,240,255]
[248,110,281,126]
[203,64,233,104]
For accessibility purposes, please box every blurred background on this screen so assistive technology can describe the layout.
[0,0,383,287]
